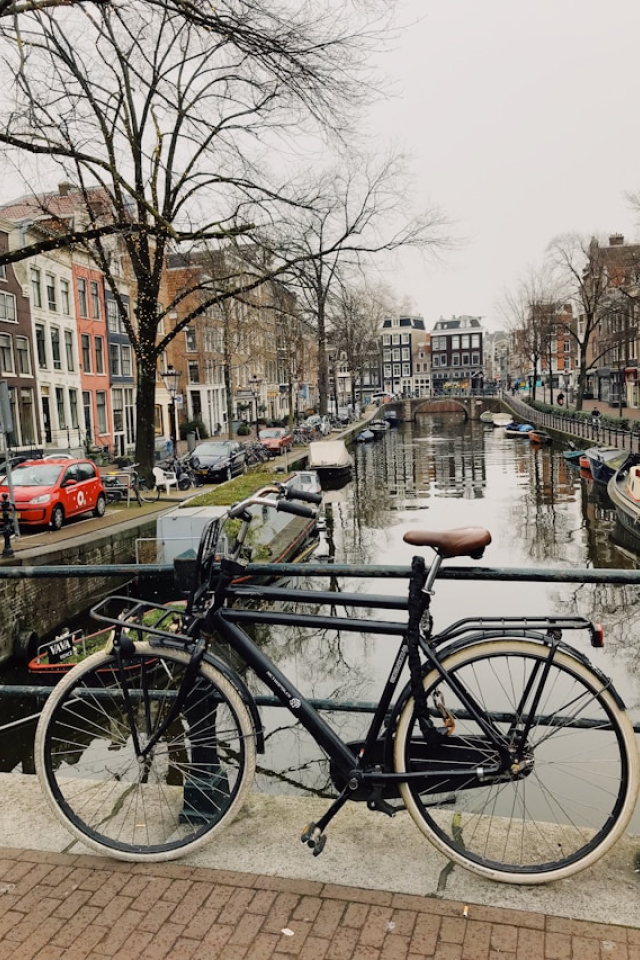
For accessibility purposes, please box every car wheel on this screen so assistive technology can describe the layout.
[93,494,106,518]
[50,504,65,531]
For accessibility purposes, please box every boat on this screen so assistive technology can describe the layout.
[607,455,640,544]
[504,422,535,438]
[383,410,400,427]
[285,470,322,497]
[28,603,183,682]
[356,429,375,443]
[584,446,627,485]
[368,419,390,437]
[480,411,495,423]
[492,413,514,428]
[308,439,353,483]
[528,428,553,446]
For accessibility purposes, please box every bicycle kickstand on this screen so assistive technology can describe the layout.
[301,787,352,857]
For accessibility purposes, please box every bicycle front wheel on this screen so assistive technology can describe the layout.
[35,643,257,862]
[394,639,639,884]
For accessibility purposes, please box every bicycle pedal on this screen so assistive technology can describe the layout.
[301,822,326,854]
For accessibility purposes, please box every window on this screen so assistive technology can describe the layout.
[188,360,200,383]
[462,353,469,365]
[31,268,42,308]
[68,388,79,429]
[0,291,16,322]
[471,334,480,348]
[472,352,480,364]
[107,298,119,332]
[185,327,197,351]
[90,280,101,319]
[452,354,460,366]
[81,333,92,374]
[16,337,31,375]
[50,327,62,370]
[110,342,121,377]
[61,331,73,372]
[0,263,5,280]
[77,277,88,317]
[461,335,470,349]
[0,334,13,374]
[432,356,439,367]
[35,324,47,368]
[96,391,107,434]
[60,279,70,316]
[440,354,447,365]
[56,387,66,429]
[95,336,105,374]
[451,336,460,350]
[46,274,57,311]
[121,344,132,377]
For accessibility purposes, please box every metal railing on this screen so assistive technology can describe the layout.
[506,394,640,452]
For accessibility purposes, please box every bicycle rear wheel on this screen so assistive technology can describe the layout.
[394,639,639,883]
[35,643,256,862]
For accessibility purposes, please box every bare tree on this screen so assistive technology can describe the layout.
[545,234,618,411]
[0,1,400,472]
[328,280,390,410]
[259,156,447,415]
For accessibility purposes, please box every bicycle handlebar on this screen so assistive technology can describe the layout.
[284,486,323,505]
[277,499,317,518]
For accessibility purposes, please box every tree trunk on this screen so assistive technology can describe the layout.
[134,359,158,480]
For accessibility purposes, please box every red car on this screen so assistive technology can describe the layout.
[258,427,293,456]
[0,458,106,530]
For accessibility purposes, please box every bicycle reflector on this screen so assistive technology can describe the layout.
[590,623,605,648]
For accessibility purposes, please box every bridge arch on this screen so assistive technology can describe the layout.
[395,395,503,422]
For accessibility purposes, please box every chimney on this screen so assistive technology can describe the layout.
[609,234,625,246]
[58,182,71,197]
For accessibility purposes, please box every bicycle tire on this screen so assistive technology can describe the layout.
[35,643,257,862]
[393,639,639,884]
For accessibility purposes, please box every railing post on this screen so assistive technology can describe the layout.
[1,493,15,559]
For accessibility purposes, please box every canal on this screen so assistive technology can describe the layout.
[3,409,640,822]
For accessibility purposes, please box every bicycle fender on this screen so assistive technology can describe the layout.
[202,649,265,753]
[389,630,626,731]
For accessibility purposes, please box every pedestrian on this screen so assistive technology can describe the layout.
[557,392,564,407]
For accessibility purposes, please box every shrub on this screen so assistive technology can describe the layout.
[179,418,209,440]
[236,422,251,436]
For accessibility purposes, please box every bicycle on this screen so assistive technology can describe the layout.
[34,484,640,884]
[123,462,154,504]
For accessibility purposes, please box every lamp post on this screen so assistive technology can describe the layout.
[161,365,181,457]
[249,374,262,438]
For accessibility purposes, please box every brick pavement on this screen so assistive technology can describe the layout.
[0,847,635,960]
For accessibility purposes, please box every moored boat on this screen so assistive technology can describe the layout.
[308,439,353,483]
[368,418,390,437]
[607,455,640,544]
[528,428,553,445]
[584,446,627,485]
[492,413,513,428]
[563,445,585,467]
[383,410,400,427]
[504,422,534,438]
[356,429,375,443]
[479,410,495,424]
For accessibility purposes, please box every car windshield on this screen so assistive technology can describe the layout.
[10,463,63,486]
[194,443,231,457]
[259,429,282,439]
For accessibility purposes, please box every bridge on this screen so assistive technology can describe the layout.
[384,395,503,422]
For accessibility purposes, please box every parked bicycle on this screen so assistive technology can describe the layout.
[35,484,640,883]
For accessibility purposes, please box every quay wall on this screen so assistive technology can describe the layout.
[0,515,158,664]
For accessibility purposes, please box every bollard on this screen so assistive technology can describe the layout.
[1,493,14,558]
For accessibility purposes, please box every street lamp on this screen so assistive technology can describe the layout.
[161,365,181,457]
[249,374,262,438]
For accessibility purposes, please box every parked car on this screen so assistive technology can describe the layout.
[0,458,106,530]
[189,441,247,483]
[258,427,293,456]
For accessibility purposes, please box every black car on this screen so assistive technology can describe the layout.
[189,441,247,483]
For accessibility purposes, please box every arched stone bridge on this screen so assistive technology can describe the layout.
[384,395,503,422]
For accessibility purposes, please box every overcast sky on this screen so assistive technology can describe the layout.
[367,0,640,330]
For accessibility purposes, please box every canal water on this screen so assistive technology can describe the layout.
[3,410,640,821]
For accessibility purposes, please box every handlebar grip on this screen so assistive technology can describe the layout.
[285,486,323,505]
[276,500,317,518]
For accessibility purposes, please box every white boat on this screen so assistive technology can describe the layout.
[492,413,513,428]
[308,440,353,482]
[285,470,322,497]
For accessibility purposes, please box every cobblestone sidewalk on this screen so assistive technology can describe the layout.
[0,847,636,960]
